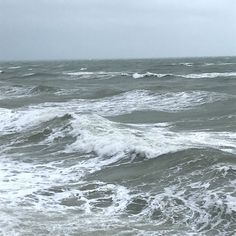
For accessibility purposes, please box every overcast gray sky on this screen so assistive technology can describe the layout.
[0,0,235,60]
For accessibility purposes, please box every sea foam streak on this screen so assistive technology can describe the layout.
[62,70,236,80]
[132,72,236,79]
[0,90,229,134]
[64,71,129,79]
[183,72,236,79]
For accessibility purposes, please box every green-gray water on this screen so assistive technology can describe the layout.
[0,57,236,235]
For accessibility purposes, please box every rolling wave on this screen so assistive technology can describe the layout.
[63,71,236,80]
[0,89,229,132]
[132,72,236,79]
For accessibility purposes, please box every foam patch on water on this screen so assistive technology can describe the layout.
[0,151,134,234]
[62,70,236,80]
[203,62,236,66]
[0,85,30,100]
[132,72,171,79]
[48,89,232,117]
[8,66,21,69]
[64,71,129,79]
[132,71,236,79]
[183,72,236,79]
[180,62,193,67]
[0,144,235,235]
[0,90,229,134]
[70,90,228,116]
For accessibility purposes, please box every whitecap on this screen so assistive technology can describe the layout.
[132,72,170,79]
[132,71,236,79]
[65,114,236,164]
[8,66,21,69]
[64,71,129,79]
[179,62,193,67]
[0,90,229,134]
[182,72,236,79]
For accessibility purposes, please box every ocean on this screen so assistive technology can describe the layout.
[0,57,235,235]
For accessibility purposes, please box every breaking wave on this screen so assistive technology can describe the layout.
[132,72,236,79]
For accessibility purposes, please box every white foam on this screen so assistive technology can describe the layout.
[0,85,30,100]
[8,66,21,69]
[65,115,236,163]
[180,62,193,67]
[0,107,60,135]
[80,67,87,71]
[132,72,170,79]
[216,62,236,66]
[65,71,94,76]
[132,71,236,79]
[71,90,228,116]
[0,90,229,135]
[64,71,129,79]
[22,72,35,77]
[183,72,236,79]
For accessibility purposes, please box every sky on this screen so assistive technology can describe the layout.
[0,0,236,61]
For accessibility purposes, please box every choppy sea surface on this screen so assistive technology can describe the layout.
[0,57,236,235]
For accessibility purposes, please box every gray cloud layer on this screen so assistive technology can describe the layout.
[0,0,235,60]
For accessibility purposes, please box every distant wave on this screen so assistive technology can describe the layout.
[21,72,58,78]
[182,72,236,79]
[132,72,236,79]
[203,62,236,66]
[8,66,21,69]
[17,70,236,81]
[64,71,129,79]
[22,73,36,77]
[179,62,193,67]
[132,72,172,79]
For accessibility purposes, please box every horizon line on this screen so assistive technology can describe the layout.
[0,55,236,63]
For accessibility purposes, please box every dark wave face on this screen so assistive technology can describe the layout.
[0,57,236,235]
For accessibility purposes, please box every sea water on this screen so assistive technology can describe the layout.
[0,57,236,235]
